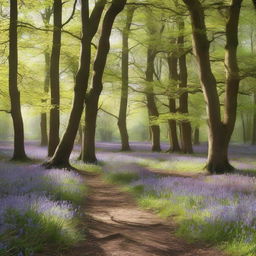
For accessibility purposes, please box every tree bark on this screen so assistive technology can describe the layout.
[41,51,50,146]
[167,54,180,152]
[252,93,256,144]
[178,21,193,154]
[183,0,242,173]
[44,0,106,169]
[117,7,135,152]
[82,0,127,163]
[145,49,161,152]
[9,0,27,161]
[48,0,62,157]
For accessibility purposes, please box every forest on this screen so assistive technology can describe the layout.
[1,0,256,255]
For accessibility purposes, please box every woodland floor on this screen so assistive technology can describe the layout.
[62,165,226,256]
[2,142,256,256]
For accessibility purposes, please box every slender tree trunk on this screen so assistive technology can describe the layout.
[194,127,200,145]
[241,113,247,144]
[48,0,62,156]
[82,0,127,163]
[9,0,27,161]
[252,93,256,144]
[183,0,242,173]
[145,49,161,152]
[167,54,180,152]
[41,51,50,146]
[117,7,135,152]
[44,0,106,169]
[178,21,193,154]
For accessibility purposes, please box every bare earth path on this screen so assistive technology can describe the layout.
[65,158,226,256]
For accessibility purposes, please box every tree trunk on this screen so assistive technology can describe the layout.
[9,0,27,161]
[252,93,256,144]
[44,0,106,169]
[167,54,180,152]
[117,7,135,152]
[183,0,242,173]
[82,0,127,163]
[145,49,161,152]
[178,21,193,154]
[194,127,200,145]
[40,51,50,146]
[48,0,62,157]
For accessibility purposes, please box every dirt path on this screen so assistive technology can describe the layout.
[65,163,226,256]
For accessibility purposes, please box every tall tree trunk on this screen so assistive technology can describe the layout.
[194,127,200,145]
[178,21,193,154]
[252,93,256,144]
[9,0,27,161]
[183,0,242,173]
[48,0,62,157]
[117,7,135,152]
[167,55,180,152]
[145,49,161,152]
[44,0,106,169]
[40,8,52,147]
[82,0,127,163]
[41,51,50,146]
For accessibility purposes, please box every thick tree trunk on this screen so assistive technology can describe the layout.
[40,51,50,146]
[82,0,127,163]
[145,49,161,152]
[167,55,180,152]
[44,0,106,169]
[9,0,27,161]
[194,127,200,145]
[48,0,62,157]
[117,7,135,152]
[183,0,242,173]
[178,22,193,154]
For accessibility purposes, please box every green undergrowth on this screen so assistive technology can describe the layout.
[0,209,83,256]
[138,158,206,175]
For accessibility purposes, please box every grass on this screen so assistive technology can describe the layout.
[138,158,206,175]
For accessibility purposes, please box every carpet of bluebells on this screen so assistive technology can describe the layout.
[131,174,256,255]
[0,162,86,256]
[100,151,256,256]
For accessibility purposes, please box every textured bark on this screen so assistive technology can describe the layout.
[117,7,135,152]
[9,0,27,161]
[82,0,127,163]
[44,0,106,168]
[178,21,193,154]
[145,49,161,152]
[183,0,242,173]
[167,54,180,152]
[48,0,62,157]
[41,51,50,146]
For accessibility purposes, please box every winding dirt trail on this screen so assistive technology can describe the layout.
[65,158,226,256]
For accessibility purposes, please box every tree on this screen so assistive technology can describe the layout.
[40,7,52,147]
[182,0,243,173]
[8,0,28,161]
[117,6,135,152]
[48,0,62,156]
[167,53,181,152]
[178,20,193,154]
[82,0,127,163]
[44,0,106,168]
